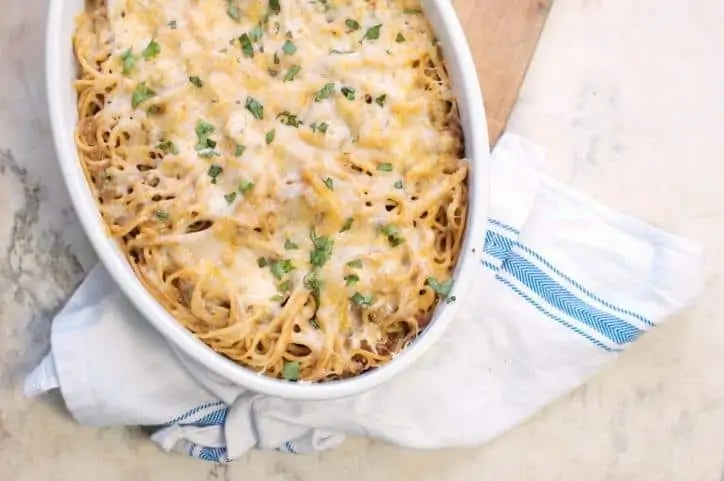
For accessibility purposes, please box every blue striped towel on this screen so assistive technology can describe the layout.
[24,134,703,462]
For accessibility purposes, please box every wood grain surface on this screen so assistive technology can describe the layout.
[452,0,553,145]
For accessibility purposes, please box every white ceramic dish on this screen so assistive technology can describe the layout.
[46,0,490,400]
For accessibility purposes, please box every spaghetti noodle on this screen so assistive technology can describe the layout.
[73,0,468,382]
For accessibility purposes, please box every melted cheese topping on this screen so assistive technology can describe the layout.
[73,0,468,381]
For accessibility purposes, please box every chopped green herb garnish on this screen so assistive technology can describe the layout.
[168,20,177,29]
[277,111,302,127]
[155,210,169,221]
[376,94,387,107]
[311,122,329,134]
[282,360,300,381]
[142,39,161,59]
[120,49,136,75]
[269,0,281,15]
[189,76,203,88]
[303,270,323,302]
[227,1,240,21]
[224,191,237,204]
[345,19,360,31]
[426,277,453,297]
[284,239,299,250]
[195,120,215,150]
[195,120,215,137]
[311,0,332,11]
[396,32,406,43]
[131,83,155,108]
[310,318,320,329]
[279,279,292,292]
[309,228,333,268]
[257,257,268,268]
[157,140,179,155]
[314,82,335,102]
[245,96,264,119]
[270,259,295,279]
[282,39,297,55]
[350,292,374,307]
[250,24,263,42]
[239,33,254,57]
[380,224,405,247]
[207,164,223,184]
[197,148,218,158]
[265,129,276,144]
[345,274,360,286]
[270,294,285,302]
[346,259,363,268]
[273,52,281,65]
[377,162,393,172]
[323,177,334,190]
[238,181,254,194]
[341,86,356,100]
[394,179,404,189]
[340,217,353,232]
[361,24,382,43]
[283,64,301,82]
[234,144,246,157]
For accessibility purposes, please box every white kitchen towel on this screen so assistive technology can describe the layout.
[25,134,704,462]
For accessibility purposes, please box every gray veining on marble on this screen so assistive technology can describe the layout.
[2,0,724,480]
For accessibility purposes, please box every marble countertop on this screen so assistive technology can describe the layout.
[2,1,724,480]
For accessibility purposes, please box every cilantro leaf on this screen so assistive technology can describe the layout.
[120,49,136,75]
[341,86,356,100]
[207,164,223,183]
[380,224,405,247]
[131,83,155,108]
[270,259,295,279]
[224,191,237,204]
[283,64,301,82]
[340,217,353,232]
[361,24,382,43]
[282,39,297,55]
[314,83,335,102]
[245,96,264,119]
[157,139,179,155]
[239,33,254,57]
[309,228,333,268]
[142,39,161,59]
[238,181,254,194]
[227,2,241,21]
[377,162,393,172]
[426,277,453,297]
[350,292,373,307]
[282,360,300,381]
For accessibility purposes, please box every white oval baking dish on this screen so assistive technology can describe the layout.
[46,0,489,400]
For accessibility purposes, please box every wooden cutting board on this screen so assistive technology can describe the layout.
[452,0,553,145]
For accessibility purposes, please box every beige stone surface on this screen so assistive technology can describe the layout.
[1,1,723,479]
